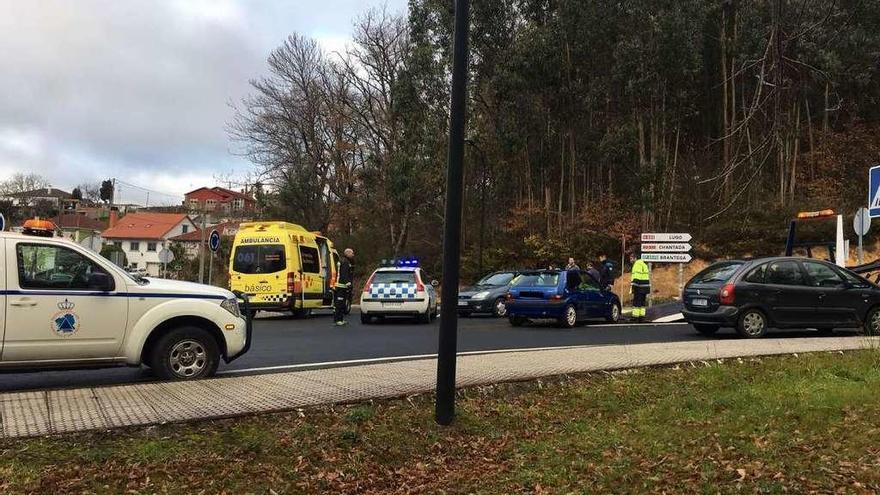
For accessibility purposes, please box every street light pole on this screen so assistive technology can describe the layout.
[436,0,471,426]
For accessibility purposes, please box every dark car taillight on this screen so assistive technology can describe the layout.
[719,283,735,305]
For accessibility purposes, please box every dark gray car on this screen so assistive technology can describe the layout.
[457,271,520,317]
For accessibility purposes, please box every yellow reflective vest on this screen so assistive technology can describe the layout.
[630,259,650,288]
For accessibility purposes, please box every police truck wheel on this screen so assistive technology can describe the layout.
[150,326,220,380]
[558,304,578,328]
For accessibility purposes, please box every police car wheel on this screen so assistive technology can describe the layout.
[150,326,220,380]
[360,313,372,324]
[418,309,431,324]
[345,299,352,315]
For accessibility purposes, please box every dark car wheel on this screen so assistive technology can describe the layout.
[150,326,220,380]
[864,306,880,336]
[558,304,578,329]
[509,315,526,327]
[736,309,767,338]
[492,298,508,318]
[458,311,471,318]
[693,324,720,336]
[360,313,372,324]
[418,309,431,324]
[606,303,621,323]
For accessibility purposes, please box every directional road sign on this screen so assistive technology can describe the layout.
[869,165,880,218]
[640,232,692,243]
[641,253,692,263]
[640,242,692,253]
[209,229,221,252]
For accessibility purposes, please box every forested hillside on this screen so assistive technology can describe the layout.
[231,0,880,279]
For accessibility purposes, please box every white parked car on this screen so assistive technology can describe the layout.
[360,265,438,324]
[1,231,251,379]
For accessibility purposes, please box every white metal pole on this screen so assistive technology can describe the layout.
[835,214,846,267]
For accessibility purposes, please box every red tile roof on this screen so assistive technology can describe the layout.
[169,221,240,242]
[101,212,190,240]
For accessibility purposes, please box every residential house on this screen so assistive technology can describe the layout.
[169,221,240,258]
[184,187,255,214]
[5,187,78,211]
[52,213,108,243]
[101,212,196,276]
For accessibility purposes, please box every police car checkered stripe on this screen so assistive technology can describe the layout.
[368,283,418,299]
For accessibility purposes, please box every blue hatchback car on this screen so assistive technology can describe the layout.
[505,270,622,328]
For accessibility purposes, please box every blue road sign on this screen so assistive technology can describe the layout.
[0,212,5,232]
[209,230,221,252]
[870,165,880,218]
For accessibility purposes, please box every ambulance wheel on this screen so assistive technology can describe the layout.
[150,326,220,380]
[291,308,312,319]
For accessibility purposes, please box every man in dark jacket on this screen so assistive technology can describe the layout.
[335,248,355,326]
[598,254,616,288]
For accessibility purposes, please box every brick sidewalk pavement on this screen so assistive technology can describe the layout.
[0,336,876,438]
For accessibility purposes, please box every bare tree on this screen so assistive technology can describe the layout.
[0,173,49,195]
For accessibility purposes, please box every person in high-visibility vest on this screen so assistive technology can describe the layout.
[334,248,355,326]
[629,252,651,322]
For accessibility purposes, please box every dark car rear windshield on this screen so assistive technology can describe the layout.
[233,245,286,274]
[478,272,515,286]
[512,272,559,287]
[691,262,742,284]
[372,271,416,284]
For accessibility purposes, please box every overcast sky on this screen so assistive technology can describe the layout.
[0,0,406,205]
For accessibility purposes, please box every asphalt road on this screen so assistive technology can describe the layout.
[0,309,861,392]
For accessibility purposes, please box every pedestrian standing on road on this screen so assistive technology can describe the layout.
[629,252,650,322]
[585,262,602,286]
[335,248,355,326]
[565,257,580,271]
[598,254,616,289]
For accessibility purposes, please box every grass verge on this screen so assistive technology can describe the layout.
[2,351,879,494]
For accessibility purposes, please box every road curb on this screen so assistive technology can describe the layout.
[0,336,876,438]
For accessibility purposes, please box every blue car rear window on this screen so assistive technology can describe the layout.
[513,273,559,287]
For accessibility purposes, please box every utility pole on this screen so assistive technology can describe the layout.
[436,0,471,427]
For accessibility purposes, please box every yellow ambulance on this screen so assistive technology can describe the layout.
[229,222,341,317]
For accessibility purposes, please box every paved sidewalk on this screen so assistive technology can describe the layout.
[0,336,876,439]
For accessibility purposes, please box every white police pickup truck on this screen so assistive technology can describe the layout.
[1,231,251,380]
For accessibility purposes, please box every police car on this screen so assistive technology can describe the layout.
[360,258,439,324]
[0,224,251,380]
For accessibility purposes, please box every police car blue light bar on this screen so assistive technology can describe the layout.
[380,257,420,268]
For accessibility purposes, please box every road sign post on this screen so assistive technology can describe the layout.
[854,207,871,265]
[158,248,175,279]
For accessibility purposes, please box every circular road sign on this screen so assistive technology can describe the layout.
[854,207,872,236]
[209,229,221,252]
[0,212,5,231]
[158,248,175,264]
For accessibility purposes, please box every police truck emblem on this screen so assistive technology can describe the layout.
[51,299,79,336]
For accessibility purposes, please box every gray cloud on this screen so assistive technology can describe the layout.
[0,0,406,199]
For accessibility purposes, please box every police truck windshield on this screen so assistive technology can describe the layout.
[512,272,559,287]
[233,245,286,274]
